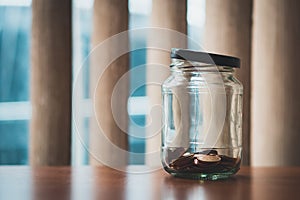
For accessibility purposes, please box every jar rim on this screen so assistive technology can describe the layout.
[170,48,240,68]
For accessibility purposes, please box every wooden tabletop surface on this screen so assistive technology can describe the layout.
[0,166,300,200]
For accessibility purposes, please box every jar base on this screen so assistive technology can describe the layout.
[165,167,240,180]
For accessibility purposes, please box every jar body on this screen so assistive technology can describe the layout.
[161,60,243,180]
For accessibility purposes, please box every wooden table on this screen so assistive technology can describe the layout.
[0,166,299,200]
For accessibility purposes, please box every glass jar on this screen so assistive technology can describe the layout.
[161,49,243,180]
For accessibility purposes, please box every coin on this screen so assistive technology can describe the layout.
[183,152,191,157]
[194,154,221,163]
[194,158,199,165]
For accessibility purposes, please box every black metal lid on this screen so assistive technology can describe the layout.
[171,48,240,68]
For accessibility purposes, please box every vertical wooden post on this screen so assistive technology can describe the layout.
[146,0,187,165]
[30,0,72,165]
[90,0,129,165]
[251,0,300,166]
[204,0,252,165]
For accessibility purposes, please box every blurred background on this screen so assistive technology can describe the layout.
[0,0,299,166]
[0,0,205,165]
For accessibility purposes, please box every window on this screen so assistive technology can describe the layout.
[0,0,31,164]
[0,0,206,165]
[72,0,206,165]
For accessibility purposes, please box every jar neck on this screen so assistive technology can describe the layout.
[170,59,234,78]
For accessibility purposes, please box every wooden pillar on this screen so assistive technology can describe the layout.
[204,0,252,165]
[251,0,300,166]
[90,0,129,165]
[146,0,187,165]
[30,0,72,165]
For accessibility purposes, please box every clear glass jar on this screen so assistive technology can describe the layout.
[161,49,243,180]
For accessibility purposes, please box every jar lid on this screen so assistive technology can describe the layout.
[171,48,240,68]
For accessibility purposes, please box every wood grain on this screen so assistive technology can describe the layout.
[0,166,300,200]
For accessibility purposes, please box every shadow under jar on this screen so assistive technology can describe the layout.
[161,49,243,180]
